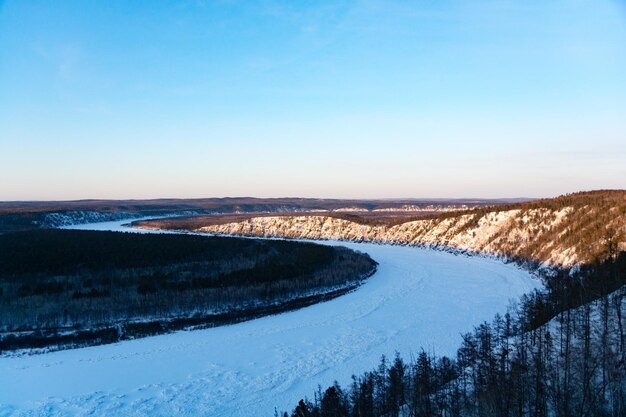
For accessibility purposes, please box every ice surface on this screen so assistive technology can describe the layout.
[0,220,540,417]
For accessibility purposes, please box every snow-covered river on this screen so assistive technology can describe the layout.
[0,220,540,417]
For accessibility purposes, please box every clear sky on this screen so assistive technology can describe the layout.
[1,0,625,200]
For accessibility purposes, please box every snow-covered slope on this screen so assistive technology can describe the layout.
[41,211,143,227]
[197,203,624,267]
[0,220,539,417]
[42,211,210,228]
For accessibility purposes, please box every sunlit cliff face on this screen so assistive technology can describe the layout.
[198,204,625,268]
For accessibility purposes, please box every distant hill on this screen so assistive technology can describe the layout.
[0,197,520,234]
[170,190,626,268]
[3,191,623,267]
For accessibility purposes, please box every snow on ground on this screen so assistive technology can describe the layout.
[0,220,540,417]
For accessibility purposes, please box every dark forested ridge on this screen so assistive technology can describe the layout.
[283,251,626,417]
[0,230,376,352]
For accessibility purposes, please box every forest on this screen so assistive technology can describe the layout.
[0,230,376,351]
[283,249,626,417]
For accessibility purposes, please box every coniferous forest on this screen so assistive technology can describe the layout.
[284,251,626,417]
[0,230,376,351]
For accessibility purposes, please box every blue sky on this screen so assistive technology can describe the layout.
[1,0,625,200]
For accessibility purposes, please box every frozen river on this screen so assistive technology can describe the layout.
[0,219,540,417]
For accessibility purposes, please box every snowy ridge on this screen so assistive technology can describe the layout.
[42,211,143,227]
[197,205,624,267]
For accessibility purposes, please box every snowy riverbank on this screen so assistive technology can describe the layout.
[0,220,540,417]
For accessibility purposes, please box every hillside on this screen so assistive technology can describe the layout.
[164,191,626,268]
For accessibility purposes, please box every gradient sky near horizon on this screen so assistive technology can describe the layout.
[1,0,625,200]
